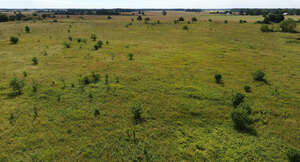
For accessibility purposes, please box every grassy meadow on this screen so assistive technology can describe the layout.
[0,12,300,161]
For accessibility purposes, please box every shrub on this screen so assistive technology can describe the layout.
[107,16,112,19]
[224,20,228,24]
[64,42,71,48]
[137,16,142,21]
[68,36,73,41]
[32,81,38,92]
[183,25,189,30]
[232,93,245,108]
[80,73,101,85]
[0,13,9,22]
[214,74,222,84]
[9,77,25,96]
[132,104,142,123]
[260,25,272,32]
[252,70,265,81]
[94,109,100,117]
[23,71,28,77]
[128,53,133,60]
[10,36,19,44]
[208,19,212,22]
[105,74,109,85]
[237,103,252,114]
[162,10,167,16]
[244,85,251,93]
[91,33,97,41]
[192,17,198,22]
[157,20,160,24]
[231,106,253,130]
[145,17,150,21]
[280,19,297,33]
[287,147,300,162]
[32,57,38,65]
[178,17,184,21]
[263,14,285,24]
[97,40,103,48]
[25,26,30,33]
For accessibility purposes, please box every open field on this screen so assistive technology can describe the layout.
[0,12,300,161]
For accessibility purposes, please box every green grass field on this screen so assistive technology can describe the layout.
[0,12,299,161]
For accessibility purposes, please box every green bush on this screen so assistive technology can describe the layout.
[231,106,253,130]
[280,18,297,33]
[178,17,184,21]
[261,25,272,32]
[244,85,251,93]
[214,74,222,84]
[137,16,142,21]
[232,93,245,108]
[91,33,97,41]
[32,57,38,65]
[208,19,212,22]
[25,26,30,33]
[287,147,300,162]
[132,104,142,123]
[68,36,73,41]
[224,20,228,24]
[10,36,19,44]
[128,53,134,61]
[94,109,100,117]
[192,17,197,22]
[80,73,101,85]
[183,25,189,30]
[252,70,265,81]
[64,42,71,48]
[107,16,112,19]
[9,77,25,96]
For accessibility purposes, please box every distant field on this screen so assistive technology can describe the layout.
[0,12,299,161]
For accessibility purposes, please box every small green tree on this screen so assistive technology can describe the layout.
[9,77,25,96]
[10,36,19,44]
[232,93,245,108]
[231,106,253,130]
[214,74,222,84]
[183,25,189,30]
[32,57,38,65]
[128,53,134,61]
[25,26,30,33]
[252,70,265,81]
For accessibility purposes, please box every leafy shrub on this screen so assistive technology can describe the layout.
[132,104,142,123]
[280,19,297,33]
[25,26,30,33]
[23,71,28,77]
[68,36,73,41]
[208,19,212,22]
[183,25,189,30]
[9,77,25,96]
[137,16,142,21]
[80,73,101,85]
[94,109,100,117]
[162,10,167,16]
[260,25,273,32]
[214,74,222,84]
[10,36,19,44]
[252,70,265,81]
[32,57,38,65]
[145,17,150,21]
[237,103,252,114]
[64,42,71,48]
[192,17,198,22]
[224,20,228,24]
[105,74,109,85]
[287,147,300,162]
[178,17,184,21]
[91,33,97,41]
[107,16,112,19]
[232,93,245,108]
[128,53,134,60]
[231,106,253,130]
[244,85,251,93]
[263,14,285,24]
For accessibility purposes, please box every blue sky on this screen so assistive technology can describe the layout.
[2,0,300,9]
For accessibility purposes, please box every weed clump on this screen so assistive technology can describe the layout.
[64,42,71,48]
[25,26,30,33]
[32,57,38,65]
[128,53,134,61]
[94,109,100,117]
[9,77,25,96]
[287,147,300,162]
[94,40,103,50]
[214,74,222,84]
[132,104,143,124]
[252,70,265,81]
[80,73,101,85]
[10,36,19,44]
[91,33,97,41]
[183,25,189,30]
[244,85,251,93]
[232,93,245,108]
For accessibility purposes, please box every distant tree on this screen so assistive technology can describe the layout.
[192,17,198,22]
[162,10,167,16]
[10,36,19,44]
[137,16,142,21]
[280,18,297,32]
[25,26,30,33]
[0,13,8,22]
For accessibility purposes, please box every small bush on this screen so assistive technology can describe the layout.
[79,73,101,85]
[287,147,300,162]
[183,25,189,30]
[91,33,97,41]
[23,71,28,77]
[224,20,228,24]
[214,74,222,84]
[105,74,109,85]
[252,70,265,81]
[208,19,212,22]
[32,57,38,65]
[94,109,100,117]
[25,26,30,33]
[178,17,184,21]
[231,106,253,130]
[261,25,272,32]
[68,36,73,41]
[192,17,197,22]
[280,18,297,33]
[244,85,251,93]
[232,93,245,108]
[9,77,25,96]
[10,36,19,44]
[107,16,112,19]
[64,42,71,48]
[128,53,133,61]
[132,104,142,123]
[137,16,142,21]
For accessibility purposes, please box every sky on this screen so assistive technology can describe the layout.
[1,0,300,9]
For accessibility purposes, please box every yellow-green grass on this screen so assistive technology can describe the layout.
[0,13,299,161]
